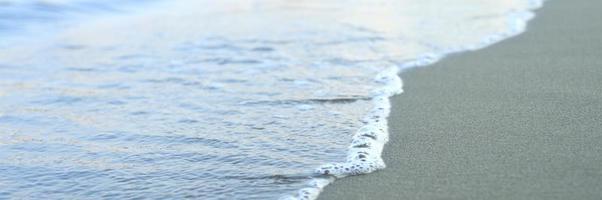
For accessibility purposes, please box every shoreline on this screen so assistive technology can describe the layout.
[319,0,602,199]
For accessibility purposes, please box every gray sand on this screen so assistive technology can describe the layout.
[319,0,602,199]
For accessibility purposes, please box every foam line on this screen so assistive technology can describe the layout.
[286,0,545,199]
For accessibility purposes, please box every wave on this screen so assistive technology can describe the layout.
[0,0,545,199]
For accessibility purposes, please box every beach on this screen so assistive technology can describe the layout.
[0,0,598,199]
[319,0,602,199]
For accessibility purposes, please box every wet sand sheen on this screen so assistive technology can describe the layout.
[319,0,602,199]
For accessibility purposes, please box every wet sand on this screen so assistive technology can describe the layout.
[319,0,602,199]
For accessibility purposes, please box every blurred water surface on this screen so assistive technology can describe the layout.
[0,0,540,199]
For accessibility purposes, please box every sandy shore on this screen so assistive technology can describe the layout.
[319,0,602,199]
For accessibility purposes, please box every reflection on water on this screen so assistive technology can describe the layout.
[0,0,541,199]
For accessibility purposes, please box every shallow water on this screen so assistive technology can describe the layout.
[0,0,541,199]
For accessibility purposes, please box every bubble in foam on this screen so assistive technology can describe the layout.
[282,177,333,200]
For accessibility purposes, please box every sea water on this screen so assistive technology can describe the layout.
[0,0,542,199]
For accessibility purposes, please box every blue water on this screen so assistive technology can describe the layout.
[0,0,542,199]
[0,0,157,34]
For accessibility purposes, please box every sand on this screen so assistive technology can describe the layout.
[318,0,602,199]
